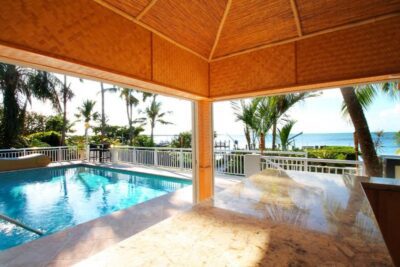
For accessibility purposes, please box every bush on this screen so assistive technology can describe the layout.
[170,132,191,148]
[306,146,356,160]
[66,135,86,150]
[29,139,50,147]
[27,131,61,147]
[133,135,153,147]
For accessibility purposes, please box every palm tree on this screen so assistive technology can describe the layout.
[270,93,319,150]
[75,100,99,141]
[141,95,172,145]
[278,120,296,151]
[98,83,118,136]
[253,97,275,154]
[120,88,141,145]
[0,63,60,148]
[59,75,75,146]
[340,82,399,176]
[231,99,258,150]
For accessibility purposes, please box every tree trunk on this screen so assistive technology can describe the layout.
[150,121,155,146]
[340,87,382,176]
[244,127,251,150]
[84,127,88,143]
[259,132,265,155]
[61,75,67,146]
[101,82,105,136]
[272,121,277,150]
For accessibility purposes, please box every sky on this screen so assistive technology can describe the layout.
[28,73,400,139]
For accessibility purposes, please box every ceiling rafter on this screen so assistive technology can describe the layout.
[136,0,159,20]
[92,0,208,61]
[290,0,302,37]
[208,0,232,61]
[211,12,400,62]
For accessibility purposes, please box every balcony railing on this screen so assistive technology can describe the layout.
[0,146,365,176]
[261,155,364,175]
[112,146,363,176]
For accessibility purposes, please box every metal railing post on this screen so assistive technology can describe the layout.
[132,148,137,164]
[86,145,90,161]
[58,147,62,162]
[179,148,184,170]
[154,148,158,166]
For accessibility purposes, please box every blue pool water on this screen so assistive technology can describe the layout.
[0,165,190,250]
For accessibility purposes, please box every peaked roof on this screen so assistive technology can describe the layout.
[96,0,400,61]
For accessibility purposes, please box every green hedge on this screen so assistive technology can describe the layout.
[306,146,356,160]
[27,131,61,147]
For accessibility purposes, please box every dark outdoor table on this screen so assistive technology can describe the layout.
[89,144,111,163]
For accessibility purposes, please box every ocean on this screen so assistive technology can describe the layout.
[214,132,399,155]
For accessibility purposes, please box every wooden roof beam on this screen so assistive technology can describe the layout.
[208,0,232,61]
[136,0,159,21]
[290,0,302,37]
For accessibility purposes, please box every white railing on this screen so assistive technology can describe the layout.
[0,145,366,176]
[113,147,305,176]
[214,151,245,176]
[114,146,192,170]
[261,156,364,175]
[0,146,81,162]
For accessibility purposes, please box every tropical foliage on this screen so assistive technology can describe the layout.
[0,63,61,147]
[140,95,172,145]
[75,100,100,140]
[0,63,175,149]
[307,146,357,160]
[231,93,315,152]
[171,131,191,148]
[26,131,62,147]
[231,100,258,150]
[340,82,399,176]
[278,120,296,151]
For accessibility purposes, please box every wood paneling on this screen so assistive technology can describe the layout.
[141,0,227,58]
[102,0,151,17]
[210,16,400,99]
[152,35,209,97]
[213,0,298,58]
[296,16,400,84]
[0,0,212,100]
[0,0,152,80]
[210,43,296,97]
[296,0,400,34]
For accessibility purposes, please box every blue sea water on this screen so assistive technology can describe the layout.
[215,132,399,155]
[0,165,190,250]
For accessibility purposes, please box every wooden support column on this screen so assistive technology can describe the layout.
[192,100,214,203]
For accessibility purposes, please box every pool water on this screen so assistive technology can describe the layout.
[0,165,190,250]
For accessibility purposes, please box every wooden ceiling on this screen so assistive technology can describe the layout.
[94,0,400,61]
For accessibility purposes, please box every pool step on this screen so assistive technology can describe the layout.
[0,213,44,236]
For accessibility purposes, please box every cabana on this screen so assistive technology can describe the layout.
[0,0,399,265]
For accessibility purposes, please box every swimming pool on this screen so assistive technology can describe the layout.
[0,165,191,250]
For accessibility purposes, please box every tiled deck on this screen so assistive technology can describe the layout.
[0,162,241,266]
[75,170,393,266]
